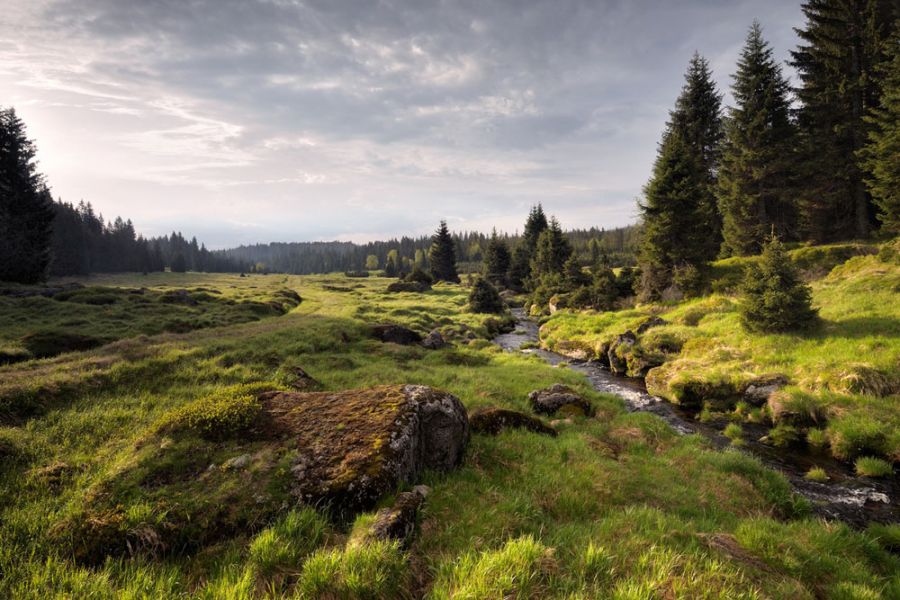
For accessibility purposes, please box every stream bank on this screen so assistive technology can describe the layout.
[494,309,898,527]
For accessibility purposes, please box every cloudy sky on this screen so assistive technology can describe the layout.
[2,0,805,247]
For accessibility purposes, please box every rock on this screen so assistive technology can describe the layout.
[386,281,431,293]
[470,408,558,437]
[528,384,593,417]
[421,329,448,350]
[743,375,788,407]
[222,453,252,470]
[371,324,423,345]
[281,365,322,391]
[607,331,637,375]
[548,296,561,314]
[359,485,431,548]
[554,340,591,361]
[636,316,668,334]
[550,418,575,428]
[259,384,468,513]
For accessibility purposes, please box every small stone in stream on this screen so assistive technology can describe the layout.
[371,324,423,345]
[470,408,558,437]
[528,384,594,417]
[743,375,788,407]
[361,485,431,548]
[422,329,448,350]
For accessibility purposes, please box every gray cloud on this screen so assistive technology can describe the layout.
[2,0,804,246]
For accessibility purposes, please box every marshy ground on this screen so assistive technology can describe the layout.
[0,269,898,598]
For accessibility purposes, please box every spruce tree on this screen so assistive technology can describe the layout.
[791,0,898,241]
[428,220,459,282]
[531,218,572,280]
[719,22,798,256]
[0,107,54,283]
[483,229,511,286]
[670,53,725,258]
[739,235,818,332]
[638,54,723,299]
[860,27,900,234]
[508,204,548,289]
[468,277,504,314]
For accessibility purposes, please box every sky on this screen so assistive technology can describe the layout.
[1,0,806,248]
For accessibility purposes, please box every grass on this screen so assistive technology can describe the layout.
[805,467,829,482]
[540,241,900,462]
[854,456,894,478]
[0,271,897,597]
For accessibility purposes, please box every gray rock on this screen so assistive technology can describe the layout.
[362,485,431,548]
[607,330,637,375]
[371,324,423,345]
[421,329,448,350]
[636,316,668,334]
[528,384,594,417]
[222,454,252,470]
[743,376,788,407]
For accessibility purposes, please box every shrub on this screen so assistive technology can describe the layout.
[404,266,434,286]
[20,330,106,358]
[468,277,504,314]
[739,236,818,333]
[766,424,801,448]
[854,456,894,478]
[805,467,829,482]
[806,428,829,448]
[249,508,328,580]
[157,384,271,440]
[344,270,370,278]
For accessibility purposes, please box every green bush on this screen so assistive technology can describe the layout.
[468,277,504,314]
[805,467,829,482]
[723,423,744,445]
[157,384,271,440]
[854,456,894,478]
[828,416,890,460]
[739,236,818,333]
[404,266,434,286]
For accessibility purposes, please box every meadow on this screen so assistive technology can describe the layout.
[0,271,898,598]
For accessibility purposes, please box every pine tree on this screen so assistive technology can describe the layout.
[428,220,459,282]
[860,27,900,234]
[483,229,511,286]
[531,218,572,279]
[739,235,818,332]
[670,53,725,258]
[563,253,589,289]
[638,128,712,300]
[468,277,504,314]
[791,0,898,241]
[719,22,798,256]
[0,107,54,283]
[508,204,548,289]
[638,54,724,299]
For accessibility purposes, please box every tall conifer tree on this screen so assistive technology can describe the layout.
[508,204,548,289]
[791,0,898,240]
[719,22,798,256]
[638,55,723,299]
[428,220,459,282]
[0,107,54,283]
[483,229,511,286]
[860,26,900,234]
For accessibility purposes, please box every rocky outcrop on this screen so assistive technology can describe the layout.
[357,485,430,548]
[422,329,448,350]
[743,375,788,407]
[372,324,423,345]
[260,384,468,513]
[528,384,593,417]
[607,331,637,375]
[470,408,557,437]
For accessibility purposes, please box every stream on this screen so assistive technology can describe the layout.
[494,309,898,528]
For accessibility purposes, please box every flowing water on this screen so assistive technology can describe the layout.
[494,309,898,527]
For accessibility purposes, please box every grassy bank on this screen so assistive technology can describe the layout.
[0,272,897,598]
[540,242,900,465]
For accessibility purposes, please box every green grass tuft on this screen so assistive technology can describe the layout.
[854,456,894,478]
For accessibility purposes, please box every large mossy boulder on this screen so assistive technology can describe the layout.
[528,384,593,417]
[261,384,468,512]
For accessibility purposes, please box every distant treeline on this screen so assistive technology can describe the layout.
[49,201,248,277]
[216,225,638,275]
